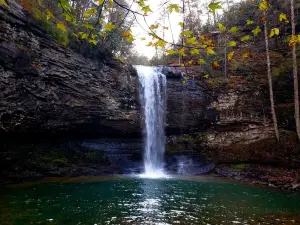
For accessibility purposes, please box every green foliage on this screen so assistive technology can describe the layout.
[38,18,69,46]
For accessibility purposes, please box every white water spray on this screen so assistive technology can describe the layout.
[135,66,167,178]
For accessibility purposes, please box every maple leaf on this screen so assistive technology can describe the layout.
[227,51,234,61]
[168,3,180,13]
[56,21,67,32]
[208,2,222,13]
[104,22,115,31]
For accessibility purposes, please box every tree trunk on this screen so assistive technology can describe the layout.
[291,0,300,141]
[264,11,280,141]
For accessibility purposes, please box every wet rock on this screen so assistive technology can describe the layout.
[0,2,140,137]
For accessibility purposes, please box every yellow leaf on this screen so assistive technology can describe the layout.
[104,22,115,31]
[178,48,186,56]
[0,0,8,7]
[168,3,180,13]
[252,26,262,36]
[218,23,226,31]
[150,24,159,30]
[228,26,239,33]
[88,39,98,45]
[289,35,298,47]
[182,30,193,37]
[127,35,135,42]
[259,0,269,11]
[142,5,152,15]
[279,13,289,24]
[198,58,206,64]
[269,28,279,38]
[246,20,253,25]
[188,60,193,65]
[227,41,237,47]
[241,35,251,41]
[208,2,222,13]
[146,42,153,46]
[227,51,234,61]
[212,60,220,69]
[56,21,67,32]
[98,0,104,5]
[186,37,197,45]
[46,9,54,21]
[166,49,177,55]
[156,40,166,47]
[206,47,215,55]
[190,49,200,55]
[242,51,251,59]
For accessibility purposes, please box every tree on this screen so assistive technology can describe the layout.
[291,0,300,141]
[261,0,280,141]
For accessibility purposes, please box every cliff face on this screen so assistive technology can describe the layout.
[0,2,140,137]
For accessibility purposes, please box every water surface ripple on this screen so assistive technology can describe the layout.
[1,177,300,225]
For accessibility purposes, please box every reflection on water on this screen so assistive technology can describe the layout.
[0,176,300,225]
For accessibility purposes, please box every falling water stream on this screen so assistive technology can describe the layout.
[135,66,167,178]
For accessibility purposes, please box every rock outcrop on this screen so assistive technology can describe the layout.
[0,2,140,137]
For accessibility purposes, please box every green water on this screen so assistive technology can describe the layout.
[1,176,300,225]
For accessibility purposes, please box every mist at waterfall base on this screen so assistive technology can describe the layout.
[135,66,167,178]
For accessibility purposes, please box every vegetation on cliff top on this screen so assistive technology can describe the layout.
[1,0,300,141]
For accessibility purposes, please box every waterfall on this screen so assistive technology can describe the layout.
[135,66,167,178]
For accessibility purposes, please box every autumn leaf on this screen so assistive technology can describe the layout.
[187,60,193,65]
[56,21,67,32]
[190,49,200,55]
[242,51,252,59]
[208,2,222,13]
[127,35,135,42]
[178,22,184,27]
[155,40,166,47]
[288,35,298,47]
[186,37,197,45]
[228,26,239,33]
[168,3,180,13]
[122,31,131,37]
[146,42,153,46]
[182,30,193,37]
[104,22,115,31]
[212,60,220,69]
[166,49,177,55]
[203,74,209,79]
[150,24,159,30]
[227,51,234,61]
[218,23,226,31]
[0,0,8,7]
[241,35,251,41]
[269,28,279,38]
[98,0,104,5]
[206,47,215,55]
[246,20,253,25]
[82,23,94,30]
[252,26,262,36]
[88,39,98,45]
[79,32,88,39]
[228,41,237,47]
[259,0,269,11]
[142,5,152,15]
[178,48,186,56]
[198,58,206,64]
[46,9,54,21]
[279,13,289,24]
